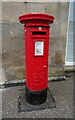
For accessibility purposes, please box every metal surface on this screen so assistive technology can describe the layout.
[19,13,54,92]
[19,13,54,24]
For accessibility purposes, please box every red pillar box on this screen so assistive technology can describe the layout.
[19,13,54,105]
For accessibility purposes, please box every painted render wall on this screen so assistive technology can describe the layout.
[2,2,69,81]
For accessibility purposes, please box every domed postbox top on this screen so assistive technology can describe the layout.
[19,13,54,24]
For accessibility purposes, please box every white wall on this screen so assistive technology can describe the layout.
[65,1,75,69]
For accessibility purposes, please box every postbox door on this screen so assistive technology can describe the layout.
[25,27,49,91]
[32,38,48,90]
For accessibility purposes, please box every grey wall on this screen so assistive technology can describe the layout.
[2,2,69,81]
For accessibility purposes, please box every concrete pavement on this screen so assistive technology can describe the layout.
[2,76,73,118]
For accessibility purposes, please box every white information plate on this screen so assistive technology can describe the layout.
[35,41,44,56]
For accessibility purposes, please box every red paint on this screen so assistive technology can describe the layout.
[19,13,54,91]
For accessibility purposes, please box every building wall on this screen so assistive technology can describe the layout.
[2,2,69,81]
[65,1,75,71]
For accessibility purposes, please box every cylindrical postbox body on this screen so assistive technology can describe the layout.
[19,13,54,105]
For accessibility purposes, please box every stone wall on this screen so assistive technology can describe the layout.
[2,2,69,81]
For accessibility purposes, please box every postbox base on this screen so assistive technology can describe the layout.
[26,87,47,105]
[18,86,56,112]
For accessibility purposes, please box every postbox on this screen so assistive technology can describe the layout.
[19,13,54,105]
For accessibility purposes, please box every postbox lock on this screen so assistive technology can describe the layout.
[38,27,42,30]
